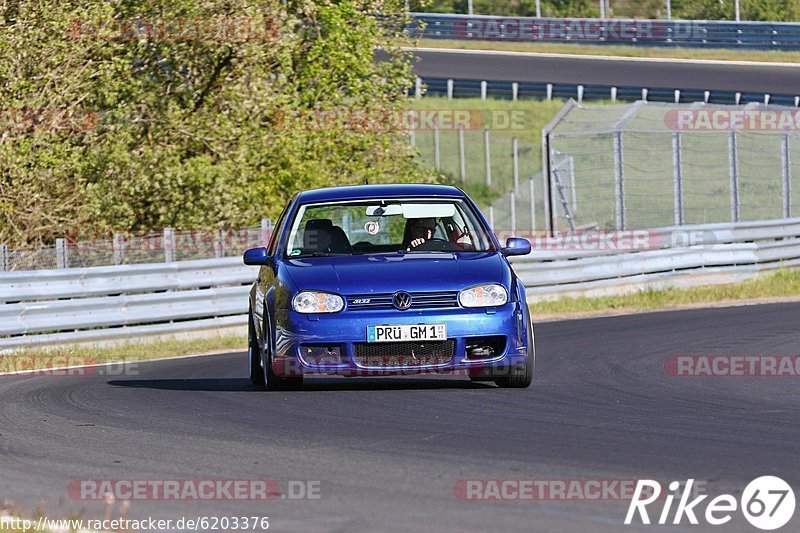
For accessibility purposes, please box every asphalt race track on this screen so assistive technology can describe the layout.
[411,48,800,94]
[1,302,799,531]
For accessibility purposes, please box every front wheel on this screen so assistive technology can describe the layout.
[261,311,303,391]
[495,309,534,389]
[249,309,265,388]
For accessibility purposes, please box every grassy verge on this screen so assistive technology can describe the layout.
[531,269,800,319]
[0,335,245,371]
[418,38,800,63]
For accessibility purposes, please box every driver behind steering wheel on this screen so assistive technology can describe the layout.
[407,217,437,249]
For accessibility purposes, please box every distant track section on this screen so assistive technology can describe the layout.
[411,48,800,98]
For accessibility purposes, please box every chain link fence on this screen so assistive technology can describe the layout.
[543,100,800,232]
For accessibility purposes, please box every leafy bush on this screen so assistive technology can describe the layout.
[0,0,436,246]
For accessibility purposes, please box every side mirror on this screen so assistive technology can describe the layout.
[502,237,531,257]
[243,247,271,266]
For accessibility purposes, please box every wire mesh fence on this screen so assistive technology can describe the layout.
[1,223,272,272]
[546,101,800,232]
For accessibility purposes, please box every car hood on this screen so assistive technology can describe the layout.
[283,252,508,294]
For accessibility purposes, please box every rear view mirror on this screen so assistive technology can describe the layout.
[243,247,271,265]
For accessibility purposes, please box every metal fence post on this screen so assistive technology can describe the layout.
[214,229,225,258]
[782,133,792,218]
[613,130,626,230]
[261,218,272,246]
[569,156,577,213]
[488,205,495,230]
[510,191,517,235]
[414,77,422,99]
[480,80,487,100]
[112,233,124,265]
[447,79,453,99]
[512,82,518,101]
[512,137,519,191]
[0,244,7,272]
[672,132,684,225]
[484,128,492,186]
[56,238,68,269]
[728,131,740,222]
[530,176,536,233]
[163,227,176,262]
[458,126,466,183]
[409,129,415,147]
[433,122,440,171]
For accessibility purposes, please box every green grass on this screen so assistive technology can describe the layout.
[531,269,800,318]
[418,38,800,63]
[1,335,245,370]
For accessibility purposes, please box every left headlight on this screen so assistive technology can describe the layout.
[459,284,508,308]
[292,291,345,314]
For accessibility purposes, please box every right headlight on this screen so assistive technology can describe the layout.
[459,284,508,308]
[292,291,344,314]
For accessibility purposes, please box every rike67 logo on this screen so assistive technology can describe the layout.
[626,477,795,530]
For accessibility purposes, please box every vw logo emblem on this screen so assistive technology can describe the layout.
[393,291,412,310]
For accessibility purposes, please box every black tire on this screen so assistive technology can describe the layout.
[249,309,265,388]
[261,311,303,392]
[495,309,534,389]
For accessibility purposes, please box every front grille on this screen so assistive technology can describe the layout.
[347,291,459,310]
[354,340,455,367]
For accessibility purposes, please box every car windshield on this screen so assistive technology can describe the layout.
[285,198,495,257]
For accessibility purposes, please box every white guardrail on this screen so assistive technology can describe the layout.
[4,217,800,349]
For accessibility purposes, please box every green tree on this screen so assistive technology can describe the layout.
[0,0,434,246]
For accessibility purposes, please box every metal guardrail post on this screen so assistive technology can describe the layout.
[613,130,626,230]
[447,79,453,99]
[112,234,124,265]
[414,77,422,99]
[512,82,518,101]
[672,132,684,225]
[56,238,68,269]
[0,244,7,272]
[163,227,176,262]
[728,131,740,222]
[458,126,466,183]
[782,134,792,218]
[484,128,492,186]
[488,205,494,229]
[480,81,487,100]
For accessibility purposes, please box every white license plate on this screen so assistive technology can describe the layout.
[367,324,447,343]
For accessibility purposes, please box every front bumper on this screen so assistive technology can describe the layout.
[271,303,529,377]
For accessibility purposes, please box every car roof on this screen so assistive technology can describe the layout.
[295,184,467,204]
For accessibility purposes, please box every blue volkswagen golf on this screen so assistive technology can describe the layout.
[243,184,534,390]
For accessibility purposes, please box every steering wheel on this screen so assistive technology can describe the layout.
[407,237,459,252]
